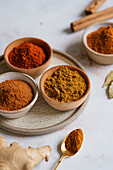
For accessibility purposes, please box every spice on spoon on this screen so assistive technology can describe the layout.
[65,129,83,153]
[54,129,83,170]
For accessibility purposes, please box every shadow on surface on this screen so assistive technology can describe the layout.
[50,141,62,170]
[79,10,86,17]
[65,41,101,69]
[62,28,72,34]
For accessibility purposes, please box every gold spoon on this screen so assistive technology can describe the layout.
[54,129,83,170]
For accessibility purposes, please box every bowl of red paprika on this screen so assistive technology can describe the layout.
[4,37,52,78]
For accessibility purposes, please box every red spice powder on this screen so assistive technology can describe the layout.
[8,42,46,69]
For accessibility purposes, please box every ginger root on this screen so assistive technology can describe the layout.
[0,136,51,170]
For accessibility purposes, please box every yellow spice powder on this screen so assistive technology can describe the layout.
[44,66,87,102]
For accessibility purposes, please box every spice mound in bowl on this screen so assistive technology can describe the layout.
[8,42,46,69]
[87,26,113,54]
[82,22,113,65]
[44,66,87,102]
[0,72,38,119]
[4,37,52,78]
[0,80,33,111]
[40,65,90,111]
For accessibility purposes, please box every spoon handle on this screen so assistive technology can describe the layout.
[54,154,66,170]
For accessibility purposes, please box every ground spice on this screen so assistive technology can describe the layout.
[0,80,33,111]
[87,26,113,54]
[65,129,83,153]
[8,42,46,69]
[44,66,87,102]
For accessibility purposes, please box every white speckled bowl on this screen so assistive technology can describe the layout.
[82,22,113,65]
[0,72,38,118]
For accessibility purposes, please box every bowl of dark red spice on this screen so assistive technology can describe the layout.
[40,65,90,111]
[0,72,38,118]
[82,22,113,65]
[4,37,52,78]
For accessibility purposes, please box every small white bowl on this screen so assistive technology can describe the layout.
[82,22,113,65]
[0,72,38,118]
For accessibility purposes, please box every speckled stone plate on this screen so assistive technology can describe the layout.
[0,49,89,135]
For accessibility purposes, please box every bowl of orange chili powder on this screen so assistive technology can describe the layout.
[82,22,113,65]
[4,37,52,78]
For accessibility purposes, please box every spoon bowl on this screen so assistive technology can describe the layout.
[61,136,77,157]
[54,129,83,170]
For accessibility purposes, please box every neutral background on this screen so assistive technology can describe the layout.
[0,0,113,170]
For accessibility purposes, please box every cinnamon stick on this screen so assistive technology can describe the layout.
[85,0,106,14]
[71,7,113,32]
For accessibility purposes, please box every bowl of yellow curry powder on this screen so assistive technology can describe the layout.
[40,65,90,111]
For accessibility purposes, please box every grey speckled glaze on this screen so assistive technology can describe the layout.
[0,50,89,135]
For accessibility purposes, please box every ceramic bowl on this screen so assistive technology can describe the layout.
[82,22,113,65]
[0,72,38,118]
[40,65,91,111]
[4,37,52,78]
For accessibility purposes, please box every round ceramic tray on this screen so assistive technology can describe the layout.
[0,49,89,135]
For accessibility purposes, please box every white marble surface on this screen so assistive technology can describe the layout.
[0,0,113,169]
